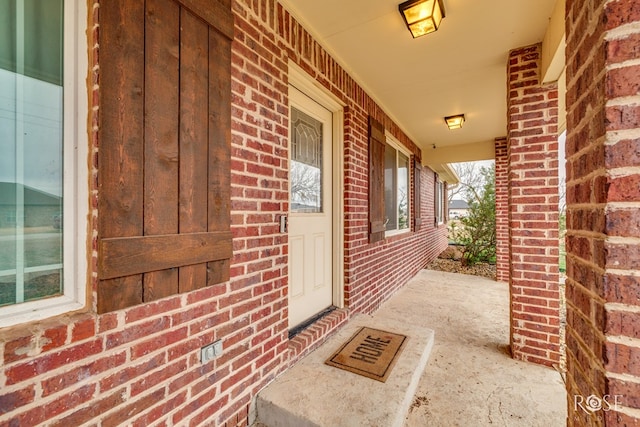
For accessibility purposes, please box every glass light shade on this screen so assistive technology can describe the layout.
[445,114,465,130]
[399,0,445,38]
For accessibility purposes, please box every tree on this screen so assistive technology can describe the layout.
[448,162,486,204]
[290,161,321,209]
[452,164,496,266]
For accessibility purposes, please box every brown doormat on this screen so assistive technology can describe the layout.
[325,327,408,382]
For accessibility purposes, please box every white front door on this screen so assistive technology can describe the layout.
[288,86,333,329]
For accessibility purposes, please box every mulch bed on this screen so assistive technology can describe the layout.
[426,245,496,280]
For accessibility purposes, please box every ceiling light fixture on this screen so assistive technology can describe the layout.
[444,114,465,130]
[398,0,445,38]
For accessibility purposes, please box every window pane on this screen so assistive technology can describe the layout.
[398,152,409,230]
[435,181,444,223]
[384,145,397,231]
[291,107,323,213]
[0,0,64,307]
[0,0,63,85]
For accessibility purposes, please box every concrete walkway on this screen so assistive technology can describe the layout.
[254,269,567,426]
[404,270,567,426]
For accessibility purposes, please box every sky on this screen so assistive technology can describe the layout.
[0,69,63,197]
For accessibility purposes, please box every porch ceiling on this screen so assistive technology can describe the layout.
[280,0,559,165]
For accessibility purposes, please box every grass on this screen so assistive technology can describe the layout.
[0,272,62,306]
[559,238,566,273]
[0,227,63,306]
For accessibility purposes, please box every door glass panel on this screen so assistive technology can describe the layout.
[291,107,323,213]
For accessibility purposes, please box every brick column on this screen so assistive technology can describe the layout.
[565,1,640,425]
[507,44,561,366]
[495,137,509,283]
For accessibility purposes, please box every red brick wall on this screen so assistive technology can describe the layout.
[495,137,509,282]
[0,1,447,426]
[507,44,561,366]
[565,0,640,425]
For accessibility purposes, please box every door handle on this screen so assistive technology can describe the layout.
[279,215,288,233]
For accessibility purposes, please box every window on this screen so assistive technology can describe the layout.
[368,116,414,243]
[435,178,445,224]
[384,135,410,234]
[0,0,87,327]
[291,107,323,213]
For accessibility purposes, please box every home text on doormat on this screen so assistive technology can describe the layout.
[325,327,408,382]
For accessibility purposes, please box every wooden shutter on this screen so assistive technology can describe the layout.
[97,0,233,313]
[369,117,386,243]
[413,159,422,231]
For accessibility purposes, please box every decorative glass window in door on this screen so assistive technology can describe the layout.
[291,107,323,213]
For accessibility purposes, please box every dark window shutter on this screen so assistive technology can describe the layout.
[368,117,386,243]
[97,0,233,313]
[413,159,422,231]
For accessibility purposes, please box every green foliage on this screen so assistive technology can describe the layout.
[559,212,566,272]
[558,212,566,235]
[399,191,408,230]
[452,165,496,266]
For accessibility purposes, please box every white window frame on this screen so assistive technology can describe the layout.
[0,0,88,328]
[384,132,411,237]
[435,178,445,225]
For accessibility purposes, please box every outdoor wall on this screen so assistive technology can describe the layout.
[0,1,447,426]
[506,44,561,366]
[565,0,640,425]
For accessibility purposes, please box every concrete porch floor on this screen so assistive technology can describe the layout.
[254,269,567,426]
[404,270,566,426]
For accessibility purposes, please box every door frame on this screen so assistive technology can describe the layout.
[288,61,345,311]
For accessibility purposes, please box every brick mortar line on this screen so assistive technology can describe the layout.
[565,167,607,186]
[565,255,606,275]
[605,335,640,349]
[606,302,640,314]
[0,345,138,415]
[607,236,640,245]
[562,231,605,242]
[565,279,607,304]
[513,333,560,343]
[607,371,640,385]
[605,20,640,40]
[512,313,559,319]
[566,2,604,78]
[607,166,640,178]
[565,62,607,113]
[230,146,287,161]
[513,317,560,328]
[565,309,607,360]
[606,128,640,141]
[612,404,640,420]
[606,57,640,71]
[606,94,640,107]
[565,50,605,103]
[605,267,640,276]
[565,136,606,164]
[606,202,640,209]
[512,296,561,303]
[565,202,607,209]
